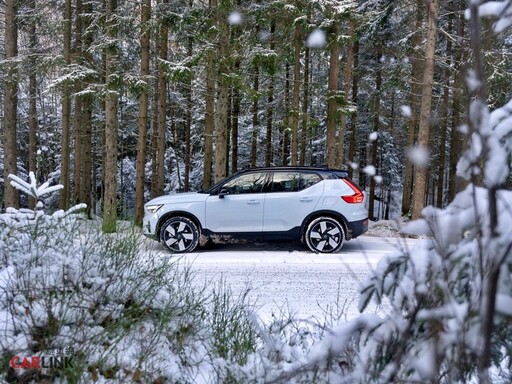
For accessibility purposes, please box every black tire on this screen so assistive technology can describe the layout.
[159,216,200,253]
[304,216,345,253]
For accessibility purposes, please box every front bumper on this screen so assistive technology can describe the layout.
[142,213,159,240]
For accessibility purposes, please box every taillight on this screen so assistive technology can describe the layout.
[341,178,364,204]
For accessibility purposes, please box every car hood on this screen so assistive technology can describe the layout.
[146,192,209,206]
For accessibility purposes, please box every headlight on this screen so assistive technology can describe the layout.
[145,204,163,214]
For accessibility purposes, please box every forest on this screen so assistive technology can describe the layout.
[1,0,512,231]
[1,1,512,382]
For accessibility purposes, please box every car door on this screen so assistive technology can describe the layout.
[204,171,267,235]
[263,171,324,233]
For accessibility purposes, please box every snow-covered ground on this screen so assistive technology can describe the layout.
[145,221,418,323]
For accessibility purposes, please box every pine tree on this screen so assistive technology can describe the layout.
[411,0,439,220]
[3,0,19,209]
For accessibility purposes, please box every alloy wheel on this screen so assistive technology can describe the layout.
[305,217,345,253]
[160,217,199,253]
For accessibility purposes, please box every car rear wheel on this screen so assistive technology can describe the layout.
[160,216,199,253]
[305,217,345,253]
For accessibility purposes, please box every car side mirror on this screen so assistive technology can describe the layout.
[219,187,228,199]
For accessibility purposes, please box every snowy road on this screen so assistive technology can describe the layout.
[148,235,418,323]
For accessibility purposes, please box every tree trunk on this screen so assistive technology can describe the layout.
[282,63,291,165]
[337,20,354,168]
[152,0,168,197]
[448,2,466,202]
[291,23,301,166]
[81,95,93,217]
[73,0,83,205]
[402,2,424,216]
[203,0,217,190]
[225,90,231,176]
[150,89,159,198]
[184,35,193,191]
[348,40,359,179]
[265,20,276,167]
[59,0,72,210]
[325,24,340,168]
[411,0,439,220]
[250,67,259,167]
[80,0,94,217]
[28,0,37,210]
[102,0,119,233]
[214,0,229,182]
[231,79,240,174]
[300,45,310,166]
[134,0,151,225]
[436,8,452,208]
[368,44,382,221]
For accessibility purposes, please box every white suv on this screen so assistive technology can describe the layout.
[143,167,368,253]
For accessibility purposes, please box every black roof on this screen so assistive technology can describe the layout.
[239,165,348,173]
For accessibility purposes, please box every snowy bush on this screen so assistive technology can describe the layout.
[224,2,512,383]
[0,173,259,383]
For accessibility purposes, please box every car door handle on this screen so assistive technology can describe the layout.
[300,197,313,202]
[247,200,260,205]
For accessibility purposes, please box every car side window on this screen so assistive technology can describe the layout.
[222,172,266,194]
[300,172,322,189]
[270,172,321,192]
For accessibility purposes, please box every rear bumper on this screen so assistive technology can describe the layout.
[346,218,368,239]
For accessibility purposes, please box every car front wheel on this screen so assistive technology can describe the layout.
[160,216,199,253]
[305,217,345,253]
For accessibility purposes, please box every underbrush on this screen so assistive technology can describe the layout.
[0,174,263,383]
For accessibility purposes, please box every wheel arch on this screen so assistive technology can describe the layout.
[156,210,203,239]
[300,210,350,240]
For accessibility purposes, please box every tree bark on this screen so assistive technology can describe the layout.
[291,23,301,166]
[28,0,38,209]
[337,20,354,168]
[265,20,276,167]
[231,79,240,174]
[80,0,94,217]
[402,2,424,216]
[203,0,217,190]
[184,34,193,190]
[436,8,453,208]
[134,0,151,225]
[448,2,467,202]
[300,45,310,166]
[282,63,291,165]
[368,44,382,221]
[102,0,119,233]
[411,0,439,220]
[325,24,340,168]
[152,0,168,197]
[59,0,72,210]
[348,40,359,179]
[214,0,229,182]
[73,0,83,205]
[250,67,259,168]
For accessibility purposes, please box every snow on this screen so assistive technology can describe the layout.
[147,234,419,322]
[369,131,378,141]
[306,29,326,48]
[407,145,430,167]
[363,165,376,176]
[227,11,242,25]
[400,105,412,117]
[259,30,271,42]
